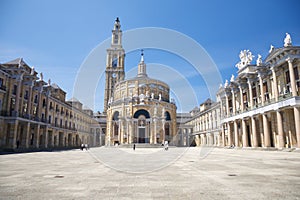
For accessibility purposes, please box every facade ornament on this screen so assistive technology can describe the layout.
[159,93,162,101]
[256,54,262,66]
[48,79,51,86]
[224,80,228,88]
[269,45,275,53]
[151,92,154,99]
[284,33,292,47]
[235,50,254,69]
[230,74,235,82]
[40,72,43,81]
[146,90,149,97]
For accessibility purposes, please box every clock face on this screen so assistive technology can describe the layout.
[112,73,117,78]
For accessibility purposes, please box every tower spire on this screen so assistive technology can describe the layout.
[137,49,147,77]
[140,49,144,62]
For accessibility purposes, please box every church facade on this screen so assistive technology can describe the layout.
[105,18,177,145]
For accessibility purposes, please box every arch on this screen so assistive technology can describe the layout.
[112,111,119,120]
[133,109,150,119]
[164,111,171,120]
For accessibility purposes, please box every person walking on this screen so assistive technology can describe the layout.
[133,143,136,151]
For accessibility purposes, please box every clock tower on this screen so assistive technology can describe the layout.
[104,17,125,112]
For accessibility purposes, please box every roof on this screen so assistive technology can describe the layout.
[67,97,80,102]
[3,58,27,66]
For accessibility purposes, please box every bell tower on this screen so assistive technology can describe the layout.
[104,17,125,112]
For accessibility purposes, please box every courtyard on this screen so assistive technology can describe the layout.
[0,147,299,200]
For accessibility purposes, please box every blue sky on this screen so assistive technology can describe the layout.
[1,0,300,112]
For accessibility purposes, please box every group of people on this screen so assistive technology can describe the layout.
[80,144,89,151]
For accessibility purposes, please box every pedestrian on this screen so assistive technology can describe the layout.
[16,140,20,149]
[85,144,88,150]
[80,144,84,151]
[133,143,136,151]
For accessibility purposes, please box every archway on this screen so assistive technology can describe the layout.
[133,109,150,143]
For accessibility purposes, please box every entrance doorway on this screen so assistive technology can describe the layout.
[138,127,146,143]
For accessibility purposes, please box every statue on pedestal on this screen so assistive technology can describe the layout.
[284,33,292,47]
[256,54,262,66]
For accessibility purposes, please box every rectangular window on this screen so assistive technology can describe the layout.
[12,85,17,95]
[294,67,299,80]
[286,71,290,84]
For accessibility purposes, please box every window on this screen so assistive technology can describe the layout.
[12,85,17,95]
[34,95,38,103]
[286,71,290,84]
[48,115,51,123]
[24,90,29,100]
[294,67,299,80]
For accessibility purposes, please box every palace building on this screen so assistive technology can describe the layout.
[105,18,177,145]
[186,33,300,149]
[0,58,101,151]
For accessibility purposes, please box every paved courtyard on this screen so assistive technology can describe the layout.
[0,147,299,200]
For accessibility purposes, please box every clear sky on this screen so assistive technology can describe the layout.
[1,0,300,112]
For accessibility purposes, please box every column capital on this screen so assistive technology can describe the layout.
[286,56,294,63]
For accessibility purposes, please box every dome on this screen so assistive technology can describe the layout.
[113,52,170,102]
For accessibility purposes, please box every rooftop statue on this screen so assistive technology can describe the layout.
[256,54,262,66]
[40,72,43,81]
[235,50,254,69]
[269,45,275,53]
[224,79,228,88]
[284,33,292,47]
[30,66,35,75]
[230,74,235,82]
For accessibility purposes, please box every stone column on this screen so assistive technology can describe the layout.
[251,117,258,147]
[35,124,40,148]
[227,122,231,146]
[248,79,253,109]
[25,122,31,148]
[225,94,230,117]
[262,114,271,147]
[242,119,248,147]
[276,111,285,148]
[222,124,226,146]
[239,86,244,112]
[26,84,33,118]
[44,126,48,148]
[287,58,297,97]
[234,120,239,147]
[231,89,236,114]
[14,76,23,117]
[271,67,279,101]
[259,74,265,106]
[293,107,300,148]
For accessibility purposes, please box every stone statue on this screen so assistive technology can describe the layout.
[269,45,274,53]
[40,72,43,81]
[151,93,154,99]
[224,80,228,88]
[256,54,262,66]
[154,106,157,115]
[18,58,23,68]
[48,79,51,86]
[30,66,35,75]
[159,93,162,101]
[230,74,235,82]
[235,50,254,69]
[284,33,292,47]
[146,90,149,97]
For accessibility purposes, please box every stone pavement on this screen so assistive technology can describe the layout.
[0,147,299,200]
